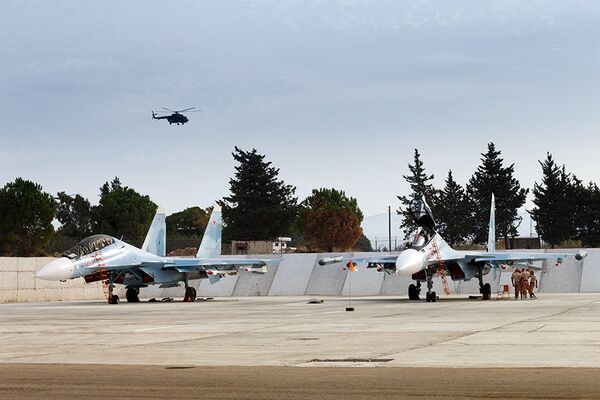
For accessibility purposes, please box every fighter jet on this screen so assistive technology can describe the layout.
[319,195,587,302]
[37,206,279,304]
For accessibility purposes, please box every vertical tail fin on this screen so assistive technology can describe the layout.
[487,194,496,252]
[196,206,222,258]
[142,207,167,256]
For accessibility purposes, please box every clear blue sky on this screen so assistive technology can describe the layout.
[1,1,599,238]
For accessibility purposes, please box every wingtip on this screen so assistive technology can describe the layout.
[157,206,166,214]
[212,204,222,213]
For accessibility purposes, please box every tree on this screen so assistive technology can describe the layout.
[467,143,528,247]
[530,153,575,248]
[435,170,472,246]
[0,178,56,256]
[397,149,438,238]
[353,233,374,251]
[55,192,93,238]
[166,206,211,236]
[219,147,298,241]
[298,188,363,252]
[572,179,600,247]
[92,177,157,243]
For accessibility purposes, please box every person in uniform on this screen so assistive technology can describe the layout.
[511,268,521,299]
[520,268,530,299]
[528,270,538,299]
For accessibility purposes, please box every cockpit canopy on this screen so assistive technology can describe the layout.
[63,235,115,259]
[404,233,429,250]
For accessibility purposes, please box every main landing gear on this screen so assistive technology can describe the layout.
[478,266,492,300]
[126,287,140,303]
[408,273,437,302]
[183,276,196,302]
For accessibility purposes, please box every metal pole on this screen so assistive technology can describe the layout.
[388,206,392,253]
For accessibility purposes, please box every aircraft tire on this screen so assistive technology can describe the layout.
[184,287,196,302]
[482,283,491,300]
[430,291,437,302]
[126,288,140,303]
[108,295,119,304]
[408,284,419,300]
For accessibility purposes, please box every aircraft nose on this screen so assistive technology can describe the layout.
[36,257,74,281]
[395,249,424,275]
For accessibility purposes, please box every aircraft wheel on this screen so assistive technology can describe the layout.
[408,284,419,300]
[425,292,430,302]
[430,291,437,302]
[482,283,491,300]
[183,287,196,302]
[108,295,119,304]
[126,287,140,303]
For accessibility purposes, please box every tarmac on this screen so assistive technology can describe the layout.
[1,293,600,368]
[2,294,600,399]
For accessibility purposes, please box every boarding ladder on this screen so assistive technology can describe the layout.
[431,240,451,295]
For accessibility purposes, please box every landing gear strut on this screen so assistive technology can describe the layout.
[478,267,492,300]
[425,269,436,302]
[107,273,119,304]
[183,276,196,302]
[126,287,140,303]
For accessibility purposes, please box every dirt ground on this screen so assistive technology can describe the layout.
[1,364,599,399]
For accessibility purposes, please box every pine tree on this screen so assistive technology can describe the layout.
[530,153,575,248]
[0,178,57,256]
[92,177,157,244]
[572,180,600,247]
[467,143,528,247]
[436,170,472,246]
[55,192,93,238]
[220,147,298,241]
[397,149,438,238]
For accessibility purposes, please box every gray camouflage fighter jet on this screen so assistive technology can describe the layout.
[319,195,587,301]
[37,206,279,303]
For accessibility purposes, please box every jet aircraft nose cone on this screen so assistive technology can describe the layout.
[36,257,74,281]
[395,249,425,275]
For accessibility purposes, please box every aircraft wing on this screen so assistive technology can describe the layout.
[460,251,587,266]
[156,258,281,272]
[318,255,398,266]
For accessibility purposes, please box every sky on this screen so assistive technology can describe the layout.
[1,1,599,238]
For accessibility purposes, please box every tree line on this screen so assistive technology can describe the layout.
[398,143,600,249]
[1,143,598,256]
[0,147,371,256]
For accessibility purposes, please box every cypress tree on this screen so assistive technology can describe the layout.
[530,153,575,248]
[220,147,298,241]
[397,149,438,238]
[436,170,472,246]
[467,143,528,248]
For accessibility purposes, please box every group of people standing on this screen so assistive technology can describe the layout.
[511,268,538,299]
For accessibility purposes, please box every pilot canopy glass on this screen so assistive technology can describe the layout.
[63,235,115,259]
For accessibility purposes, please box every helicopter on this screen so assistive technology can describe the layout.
[151,107,200,125]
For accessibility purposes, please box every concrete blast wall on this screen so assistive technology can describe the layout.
[1,248,598,303]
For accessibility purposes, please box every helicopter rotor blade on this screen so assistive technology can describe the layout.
[176,107,196,113]
[161,107,176,112]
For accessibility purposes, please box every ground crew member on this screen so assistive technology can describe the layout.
[520,268,530,299]
[528,270,538,299]
[511,268,521,299]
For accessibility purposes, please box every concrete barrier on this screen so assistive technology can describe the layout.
[268,254,317,296]
[0,249,597,303]
[305,252,352,296]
